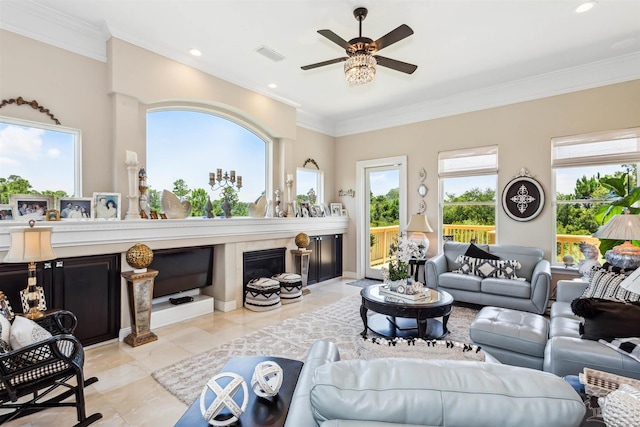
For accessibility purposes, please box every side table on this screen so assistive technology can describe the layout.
[175,356,303,427]
[291,249,312,295]
[409,258,428,283]
[121,269,159,347]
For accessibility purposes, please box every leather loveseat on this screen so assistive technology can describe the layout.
[285,340,586,427]
[544,279,640,379]
[425,242,551,314]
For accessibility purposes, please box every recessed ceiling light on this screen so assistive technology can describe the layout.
[268,83,277,89]
[189,48,202,57]
[575,1,597,13]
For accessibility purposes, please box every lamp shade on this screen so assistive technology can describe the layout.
[593,213,640,241]
[406,214,434,233]
[3,225,55,263]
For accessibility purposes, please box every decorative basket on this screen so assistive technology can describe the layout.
[579,368,640,398]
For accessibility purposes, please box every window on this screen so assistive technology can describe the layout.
[0,116,81,204]
[438,146,498,244]
[147,109,268,217]
[552,127,640,265]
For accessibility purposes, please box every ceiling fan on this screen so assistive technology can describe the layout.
[301,7,417,85]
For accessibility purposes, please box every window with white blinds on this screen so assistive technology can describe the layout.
[438,145,498,178]
[552,127,640,168]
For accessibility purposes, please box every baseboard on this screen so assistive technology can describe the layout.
[214,299,237,312]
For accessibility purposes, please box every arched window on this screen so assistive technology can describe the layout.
[147,109,268,217]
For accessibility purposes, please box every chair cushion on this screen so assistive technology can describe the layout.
[465,243,499,260]
[439,272,482,292]
[0,315,10,353]
[481,278,531,298]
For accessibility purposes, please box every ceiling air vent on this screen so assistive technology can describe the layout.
[255,46,286,62]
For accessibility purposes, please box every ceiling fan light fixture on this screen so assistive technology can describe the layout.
[344,54,376,86]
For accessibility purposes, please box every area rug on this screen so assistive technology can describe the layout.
[346,278,383,288]
[152,294,478,405]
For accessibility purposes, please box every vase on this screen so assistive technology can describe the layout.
[388,278,407,292]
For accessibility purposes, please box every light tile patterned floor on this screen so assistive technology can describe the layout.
[3,279,360,427]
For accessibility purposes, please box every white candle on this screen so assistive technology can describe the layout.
[287,174,293,181]
[126,150,137,163]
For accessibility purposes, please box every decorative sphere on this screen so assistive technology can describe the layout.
[126,243,153,270]
[294,232,310,249]
[199,372,248,426]
[251,361,283,398]
[562,254,575,266]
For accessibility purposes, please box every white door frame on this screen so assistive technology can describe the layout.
[356,156,407,279]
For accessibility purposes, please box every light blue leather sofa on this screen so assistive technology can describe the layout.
[544,279,640,379]
[425,242,551,314]
[285,340,586,427]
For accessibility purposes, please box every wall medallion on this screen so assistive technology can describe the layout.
[501,168,545,222]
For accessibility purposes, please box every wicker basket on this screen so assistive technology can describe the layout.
[579,368,640,398]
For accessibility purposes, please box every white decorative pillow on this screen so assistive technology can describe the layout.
[454,255,521,279]
[582,269,640,302]
[0,314,11,353]
[9,315,52,350]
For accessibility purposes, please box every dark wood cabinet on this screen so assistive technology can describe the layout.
[306,234,343,285]
[0,254,120,346]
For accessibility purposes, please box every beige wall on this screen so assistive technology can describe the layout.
[2,28,640,280]
[335,80,640,273]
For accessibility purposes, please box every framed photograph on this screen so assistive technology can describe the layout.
[341,208,348,218]
[45,209,60,221]
[301,203,310,218]
[58,197,93,220]
[0,204,15,221]
[311,205,324,217]
[330,203,343,217]
[9,194,54,221]
[322,203,331,217]
[92,192,121,220]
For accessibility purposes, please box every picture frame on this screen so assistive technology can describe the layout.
[0,204,15,221]
[341,208,348,217]
[501,173,545,222]
[45,209,60,221]
[310,205,322,217]
[58,197,93,220]
[9,194,54,221]
[322,203,331,217]
[300,203,310,218]
[92,192,121,220]
[330,203,343,217]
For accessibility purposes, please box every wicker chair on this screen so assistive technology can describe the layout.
[0,310,102,426]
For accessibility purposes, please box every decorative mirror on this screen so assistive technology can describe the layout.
[418,184,428,197]
[502,168,545,222]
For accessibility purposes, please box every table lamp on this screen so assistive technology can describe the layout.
[3,220,56,319]
[593,210,640,270]
[406,214,433,258]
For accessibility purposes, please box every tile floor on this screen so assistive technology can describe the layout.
[5,279,361,427]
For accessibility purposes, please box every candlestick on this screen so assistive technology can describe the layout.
[124,155,141,220]
[217,169,222,181]
[126,150,137,163]
[237,176,242,188]
[230,170,236,182]
[285,175,294,217]
[208,169,242,218]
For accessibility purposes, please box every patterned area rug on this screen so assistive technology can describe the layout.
[152,294,478,405]
[346,278,383,288]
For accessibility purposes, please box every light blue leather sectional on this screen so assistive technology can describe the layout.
[425,242,551,314]
[284,340,586,427]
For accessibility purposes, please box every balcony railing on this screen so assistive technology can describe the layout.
[369,224,600,266]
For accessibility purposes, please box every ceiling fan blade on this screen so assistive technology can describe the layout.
[317,29,351,50]
[301,57,348,70]
[374,24,414,51]
[373,55,418,74]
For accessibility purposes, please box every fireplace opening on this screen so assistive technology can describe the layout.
[243,248,286,301]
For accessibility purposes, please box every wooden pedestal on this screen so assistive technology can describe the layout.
[291,249,312,295]
[121,269,159,347]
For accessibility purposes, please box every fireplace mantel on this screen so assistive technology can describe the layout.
[0,217,349,258]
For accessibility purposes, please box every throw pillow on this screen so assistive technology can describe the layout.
[581,268,640,302]
[464,243,500,260]
[9,315,52,350]
[0,314,11,353]
[570,298,640,340]
[454,255,477,275]
[599,337,640,363]
[474,258,522,279]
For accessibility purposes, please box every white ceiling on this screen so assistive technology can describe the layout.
[1,0,639,136]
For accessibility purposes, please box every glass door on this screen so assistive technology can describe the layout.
[365,165,401,279]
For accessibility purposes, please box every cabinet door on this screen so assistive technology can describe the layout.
[306,237,320,285]
[333,234,343,277]
[318,235,335,283]
[0,263,53,315]
[51,254,120,346]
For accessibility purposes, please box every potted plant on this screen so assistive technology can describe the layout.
[595,173,640,255]
[383,234,420,290]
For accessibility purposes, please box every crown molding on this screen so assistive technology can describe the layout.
[331,52,640,137]
[0,0,108,62]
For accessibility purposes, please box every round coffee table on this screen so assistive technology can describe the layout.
[360,285,454,340]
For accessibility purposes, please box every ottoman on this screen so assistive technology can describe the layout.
[272,273,303,304]
[469,306,549,370]
[245,277,281,312]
